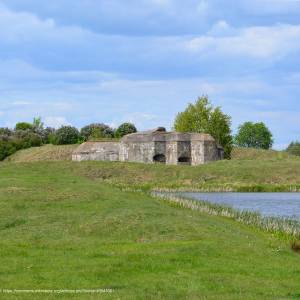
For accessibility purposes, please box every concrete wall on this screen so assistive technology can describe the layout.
[203,141,219,163]
[72,133,223,165]
[166,141,178,165]
[119,142,155,163]
[191,141,205,166]
[177,141,191,165]
[72,142,119,162]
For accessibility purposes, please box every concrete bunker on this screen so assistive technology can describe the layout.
[72,127,223,165]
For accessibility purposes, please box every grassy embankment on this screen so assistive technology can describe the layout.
[6,145,300,192]
[1,145,300,299]
[0,160,300,299]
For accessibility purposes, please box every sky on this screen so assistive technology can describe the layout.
[0,0,300,149]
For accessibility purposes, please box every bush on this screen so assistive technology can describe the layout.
[13,130,43,149]
[115,123,137,138]
[0,140,17,160]
[235,122,273,150]
[0,128,13,136]
[39,127,56,144]
[54,126,80,145]
[80,123,114,141]
[15,122,33,131]
[286,142,300,156]
[0,130,42,160]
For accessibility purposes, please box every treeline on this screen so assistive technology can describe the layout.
[173,96,298,157]
[0,119,137,161]
[1,96,299,161]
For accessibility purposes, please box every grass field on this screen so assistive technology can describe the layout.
[6,145,300,192]
[1,147,300,299]
[5,144,77,163]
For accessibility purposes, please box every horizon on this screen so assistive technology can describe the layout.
[1,0,300,149]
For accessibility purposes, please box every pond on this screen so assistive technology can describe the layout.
[180,192,300,219]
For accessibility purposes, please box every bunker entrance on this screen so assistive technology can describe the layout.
[153,154,166,163]
[178,156,191,165]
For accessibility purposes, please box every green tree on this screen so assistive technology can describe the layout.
[15,122,33,131]
[33,117,44,131]
[115,122,137,138]
[235,122,273,149]
[286,141,300,156]
[174,96,233,158]
[80,123,114,141]
[54,126,80,145]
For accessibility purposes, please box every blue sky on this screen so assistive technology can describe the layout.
[0,0,300,149]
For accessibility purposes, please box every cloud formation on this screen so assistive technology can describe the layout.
[0,1,299,149]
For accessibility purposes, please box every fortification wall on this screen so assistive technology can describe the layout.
[72,142,120,162]
[72,130,223,165]
[119,142,155,163]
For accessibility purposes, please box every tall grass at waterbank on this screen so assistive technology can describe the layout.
[152,191,300,239]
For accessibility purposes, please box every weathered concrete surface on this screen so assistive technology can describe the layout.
[72,128,223,165]
[72,142,119,162]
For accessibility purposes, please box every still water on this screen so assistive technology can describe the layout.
[181,192,300,219]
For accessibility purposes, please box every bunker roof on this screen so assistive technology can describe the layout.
[73,141,119,154]
[120,127,216,143]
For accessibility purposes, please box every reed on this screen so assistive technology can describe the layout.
[152,191,300,239]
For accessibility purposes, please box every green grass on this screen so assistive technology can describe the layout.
[6,145,300,191]
[72,157,300,192]
[5,144,77,163]
[231,147,293,160]
[0,161,300,299]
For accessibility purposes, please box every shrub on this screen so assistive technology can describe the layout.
[115,122,137,138]
[0,128,13,136]
[286,142,300,156]
[54,126,80,145]
[0,140,17,160]
[80,123,114,141]
[40,127,56,144]
[13,130,43,149]
[15,122,33,131]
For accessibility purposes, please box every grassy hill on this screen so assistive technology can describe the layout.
[6,144,294,163]
[0,161,300,299]
[231,147,292,160]
[5,144,77,162]
[4,145,300,192]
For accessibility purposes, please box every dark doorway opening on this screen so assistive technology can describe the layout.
[153,154,166,163]
[178,156,191,164]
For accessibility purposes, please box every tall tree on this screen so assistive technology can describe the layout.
[235,122,273,149]
[115,123,137,138]
[174,96,233,158]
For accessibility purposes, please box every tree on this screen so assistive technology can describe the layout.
[80,123,114,141]
[54,126,80,145]
[174,96,233,158]
[115,122,137,138]
[235,122,273,149]
[286,141,300,156]
[15,122,33,131]
[32,117,44,131]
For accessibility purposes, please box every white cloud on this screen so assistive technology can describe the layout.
[185,24,300,59]
[196,0,209,15]
[209,20,231,35]
[11,101,32,106]
[0,3,90,45]
[44,116,70,128]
